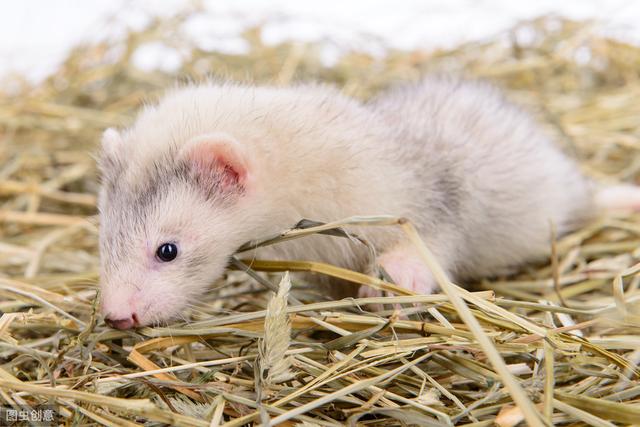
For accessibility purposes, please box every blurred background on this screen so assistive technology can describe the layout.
[2,0,640,85]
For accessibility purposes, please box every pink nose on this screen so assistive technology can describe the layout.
[105,314,138,330]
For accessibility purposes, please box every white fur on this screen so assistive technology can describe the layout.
[98,77,599,327]
[101,128,124,157]
[595,184,640,212]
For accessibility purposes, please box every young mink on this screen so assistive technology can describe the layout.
[98,77,634,329]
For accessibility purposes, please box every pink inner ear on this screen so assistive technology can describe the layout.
[183,137,249,192]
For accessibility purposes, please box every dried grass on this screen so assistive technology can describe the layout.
[1,12,640,426]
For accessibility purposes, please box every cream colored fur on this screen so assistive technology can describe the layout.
[99,77,598,327]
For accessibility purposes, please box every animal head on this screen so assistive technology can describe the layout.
[98,126,256,329]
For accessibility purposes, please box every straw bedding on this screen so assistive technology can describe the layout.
[1,14,640,426]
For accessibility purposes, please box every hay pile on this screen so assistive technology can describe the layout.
[1,13,640,426]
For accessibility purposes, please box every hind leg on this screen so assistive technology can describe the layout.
[359,243,440,299]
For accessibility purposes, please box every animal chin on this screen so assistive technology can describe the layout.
[139,300,187,326]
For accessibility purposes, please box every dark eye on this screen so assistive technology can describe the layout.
[156,243,178,262]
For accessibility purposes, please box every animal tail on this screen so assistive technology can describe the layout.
[595,183,640,212]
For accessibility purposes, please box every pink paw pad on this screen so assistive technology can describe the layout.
[358,247,439,300]
[378,249,438,295]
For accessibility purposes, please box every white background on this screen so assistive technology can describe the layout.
[1,0,639,82]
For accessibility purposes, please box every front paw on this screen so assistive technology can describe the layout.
[357,244,441,313]
[375,245,439,295]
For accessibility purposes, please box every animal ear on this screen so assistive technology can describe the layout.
[99,128,125,172]
[180,133,252,194]
[101,128,124,157]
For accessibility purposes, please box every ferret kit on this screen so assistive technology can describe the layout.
[98,77,637,329]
